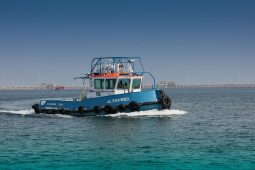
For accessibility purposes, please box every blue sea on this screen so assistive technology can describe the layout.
[0,88,255,170]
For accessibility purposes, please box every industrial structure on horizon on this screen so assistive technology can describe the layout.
[39,83,55,90]
[158,81,177,88]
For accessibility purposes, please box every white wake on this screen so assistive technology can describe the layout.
[48,114,73,118]
[106,109,187,118]
[0,109,35,115]
[0,109,73,118]
[0,108,186,118]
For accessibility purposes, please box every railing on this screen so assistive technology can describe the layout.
[90,57,145,74]
[132,72,158,89]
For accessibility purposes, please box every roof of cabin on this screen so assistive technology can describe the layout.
[90,72,143,78]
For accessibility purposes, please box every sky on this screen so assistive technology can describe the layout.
[0,0,255,86]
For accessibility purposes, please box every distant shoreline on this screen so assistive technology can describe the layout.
[0,86,84,91]
[1,84,255,91]
[176,84,255,88]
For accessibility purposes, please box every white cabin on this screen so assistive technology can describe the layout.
[87,75,143,98]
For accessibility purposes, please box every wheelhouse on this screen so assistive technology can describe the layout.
[87,76,143,98]
[77,57,157,99]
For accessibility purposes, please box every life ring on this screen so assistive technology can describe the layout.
[128,101,140,112]
[104,105,116,114]
[78,106,84,113]
[94,106,101,114]
[117,104,126,113]
[162,96,171,109]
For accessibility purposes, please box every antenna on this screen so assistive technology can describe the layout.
[185,72,188,85]
[238,71,241,84]
[38,72,41,85]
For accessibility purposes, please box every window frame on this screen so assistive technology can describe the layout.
[132,78,141,89]
[94,79,105,89]
[105,79,117,90]
[117,78,130,89]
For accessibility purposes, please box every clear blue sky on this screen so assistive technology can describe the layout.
[0,0,255,86]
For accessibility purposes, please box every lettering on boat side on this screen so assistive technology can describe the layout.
[107,97,129,104]
[96,91,101,96]
[41,101,46,105]
[47,103,57,106]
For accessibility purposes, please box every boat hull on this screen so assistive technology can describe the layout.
[32,89,171,116]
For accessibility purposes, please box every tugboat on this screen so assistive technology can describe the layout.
[32,57,171,116]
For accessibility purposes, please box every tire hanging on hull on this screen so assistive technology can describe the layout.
[32,104,41,114]
[161,96,171,109]
[128,101,141,112]
[78,106,84,113]
[59,109,66,114]
[104,105,116,114]
[94,106,101,114]
[117,104,126,113]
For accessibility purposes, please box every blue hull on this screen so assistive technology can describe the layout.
[32,89,171,116]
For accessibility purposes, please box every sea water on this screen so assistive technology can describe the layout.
[0,88,254,169]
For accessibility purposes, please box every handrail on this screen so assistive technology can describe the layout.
[132,71,158,89]
[78,57,158,89]
[90,57,144,73]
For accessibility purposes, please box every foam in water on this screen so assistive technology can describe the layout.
[0,109,35,115]
[106,109,187,118]
[0,109,73,118]
[0,108,186,118]
[48,114,73,119]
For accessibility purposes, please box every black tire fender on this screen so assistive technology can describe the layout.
[78,106,84,113]
[46,109,53,114]
[162,96,171,109]
[117,104,126,113]
[104,105,116,114]
[128,101,141,112]
[94,106,101,114]
[32,104,41,114]
[59,109,66,114]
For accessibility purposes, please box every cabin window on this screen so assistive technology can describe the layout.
[94,79,104,89]
[117,79,130,89]
[132,78,141,89]
[105,79,116,89]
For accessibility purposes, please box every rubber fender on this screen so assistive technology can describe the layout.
[46,109,53,114]
[94,106,101,114]
[128,101,141,112]
[32,104,40,113]
[59,109,66,114]
[104,105,116,114]
[117,104,126,113]
[78,106,84,113]
[162,96,171,109]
